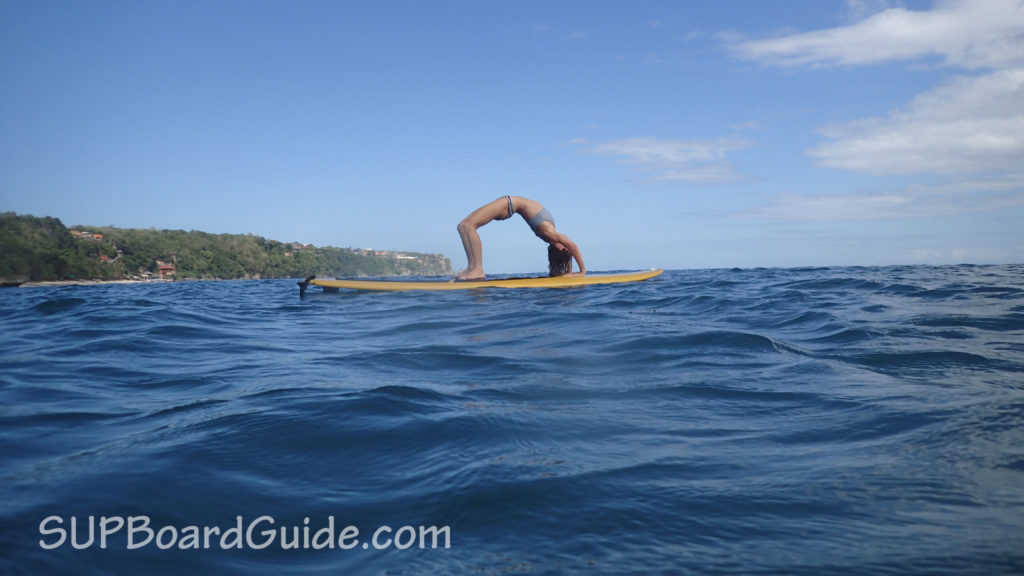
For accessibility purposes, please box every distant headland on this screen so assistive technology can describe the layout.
[0,212,452,285]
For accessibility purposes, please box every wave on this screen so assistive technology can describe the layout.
[2,265,1022,574]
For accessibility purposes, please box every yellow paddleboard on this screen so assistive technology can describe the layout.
[300,269,663,293]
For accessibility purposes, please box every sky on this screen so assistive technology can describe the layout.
[2,0,1023,273]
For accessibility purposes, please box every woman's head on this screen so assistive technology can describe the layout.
[548,244,572,276]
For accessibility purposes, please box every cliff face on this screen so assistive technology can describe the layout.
[0,212,452,282]
[0,213,97,282]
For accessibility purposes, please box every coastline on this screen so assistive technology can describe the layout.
[10,272,459,289]
[16,279,165,288]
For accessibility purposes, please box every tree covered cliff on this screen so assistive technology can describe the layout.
[0,212,451,282]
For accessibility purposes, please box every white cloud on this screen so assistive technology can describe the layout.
[841,0,905,23]
[580,136,752,184]
[809,69,1024,175]
[561,31,590,40]
[747,173,1024,221]
[728,0,1024,183]
[891,247,1020,264]
[751,191,914,221]
[732,0,1024,69]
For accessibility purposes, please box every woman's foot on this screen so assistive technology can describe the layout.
[455,268,485,281]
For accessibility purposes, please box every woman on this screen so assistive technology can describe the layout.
[455,196,585,280]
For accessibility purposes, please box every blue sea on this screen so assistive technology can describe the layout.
[2,265,1023,575]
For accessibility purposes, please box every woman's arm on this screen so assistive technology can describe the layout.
[556,233,585,275]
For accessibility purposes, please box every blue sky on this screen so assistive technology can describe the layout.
[3,0,1023,273]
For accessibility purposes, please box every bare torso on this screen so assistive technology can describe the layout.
[507,196,544,221]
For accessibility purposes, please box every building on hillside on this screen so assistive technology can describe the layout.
[158,264,175,279]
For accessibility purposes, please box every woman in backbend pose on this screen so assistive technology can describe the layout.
[455,196,585,281]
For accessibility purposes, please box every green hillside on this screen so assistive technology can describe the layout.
[0,212,451,283]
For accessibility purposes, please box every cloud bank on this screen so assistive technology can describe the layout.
[733,0,1024,221]
[733,0,1024,70]
[810,69,1024,175]
[579,136,751,184]
[748,175,1024,221]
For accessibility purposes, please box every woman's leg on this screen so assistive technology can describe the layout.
[456,218,485,280]
[454,197,507,280]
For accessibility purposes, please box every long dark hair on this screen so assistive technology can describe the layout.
[548,244,572,277]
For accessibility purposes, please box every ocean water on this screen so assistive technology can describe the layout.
[1,265,1023,575]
